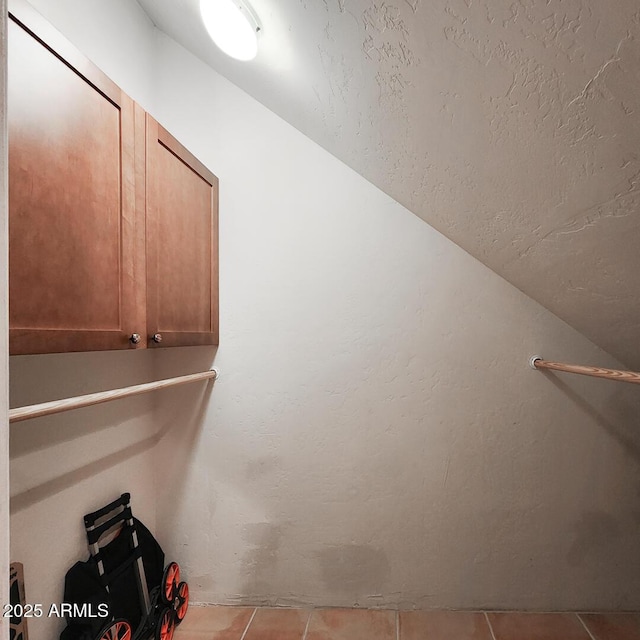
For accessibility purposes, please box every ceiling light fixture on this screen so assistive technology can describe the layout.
[199,0,261,61]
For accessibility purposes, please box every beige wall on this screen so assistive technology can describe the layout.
[150,34,640,611]
[10,354,160,639]
[7,4,640,637]
[23,0,157,112]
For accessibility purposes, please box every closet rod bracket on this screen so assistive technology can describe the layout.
[529,355,542,370]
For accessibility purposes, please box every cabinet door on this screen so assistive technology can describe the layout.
[8,1,145,355]
[146,116,219,348]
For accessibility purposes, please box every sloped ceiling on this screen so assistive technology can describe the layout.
[138,0,640,368]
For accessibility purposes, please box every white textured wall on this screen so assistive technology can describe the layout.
[137,0,640,371]
[8,3,159,638]
[150,34,640,612]
[8,4,640,636]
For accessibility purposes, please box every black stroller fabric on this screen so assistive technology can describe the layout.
[60,518,164,640]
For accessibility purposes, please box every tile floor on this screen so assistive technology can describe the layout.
[174,605,640,640]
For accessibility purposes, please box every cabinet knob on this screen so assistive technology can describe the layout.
[152,333,163,343]
[129,333,141,344]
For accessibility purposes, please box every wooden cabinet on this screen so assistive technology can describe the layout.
[146,117,219,348]
[8,1,218,355]
[8,2,145,355]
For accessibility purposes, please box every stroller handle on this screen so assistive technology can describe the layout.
[84,493,131,528]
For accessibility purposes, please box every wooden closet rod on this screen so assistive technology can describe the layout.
[529,356,640,385]
[9,369,219,423]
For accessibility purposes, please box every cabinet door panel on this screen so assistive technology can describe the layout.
[8,2,144,354]
[146,117,219,347]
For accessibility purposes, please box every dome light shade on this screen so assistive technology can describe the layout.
[200,0,261,61]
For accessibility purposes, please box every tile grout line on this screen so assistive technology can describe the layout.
[239,607,258,640]
[302,609,313,640]
[484,612,498,640]
[576,613,598,640]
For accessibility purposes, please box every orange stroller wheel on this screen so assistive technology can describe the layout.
[95,619,132,640]
[155,608,175,640]
[161,562,180,605]
[175,581,189,623]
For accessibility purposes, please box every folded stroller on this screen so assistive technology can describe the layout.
[60,493,188,640]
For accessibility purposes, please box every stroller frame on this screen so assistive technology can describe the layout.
[83,493,160,640]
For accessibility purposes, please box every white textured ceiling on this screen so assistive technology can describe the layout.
[138,0,640,368]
